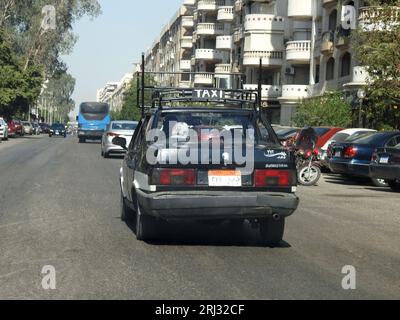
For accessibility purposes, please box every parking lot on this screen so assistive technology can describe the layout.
[0,136,399,299]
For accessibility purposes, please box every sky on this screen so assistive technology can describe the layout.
[62,0,183,114]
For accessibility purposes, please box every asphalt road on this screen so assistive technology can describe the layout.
[0,135,399,300]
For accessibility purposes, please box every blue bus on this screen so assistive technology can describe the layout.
[77,102,111,143]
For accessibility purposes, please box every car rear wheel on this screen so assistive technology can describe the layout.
[388,180,400,192]
[371,178,389,188]
[259,217,285,247]
[136,200,155,241]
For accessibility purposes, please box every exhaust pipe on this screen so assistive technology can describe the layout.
[272,213,281,221]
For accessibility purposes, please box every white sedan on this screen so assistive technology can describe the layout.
[101,121,138,158]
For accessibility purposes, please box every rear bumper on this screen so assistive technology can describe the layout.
[136,189,299,220]
[78,130,104,139]
[370,164,400,180]
[329,160,369,177]
[103,144,125,154]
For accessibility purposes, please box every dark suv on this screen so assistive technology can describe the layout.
[114,89,299,246]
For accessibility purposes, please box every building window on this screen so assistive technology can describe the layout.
[326,57,335,81]
[328,9,337,32]
[340,52,352,77]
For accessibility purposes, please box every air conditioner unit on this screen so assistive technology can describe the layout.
[285,67,295,75]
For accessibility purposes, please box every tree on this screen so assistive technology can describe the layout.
[352,0,400,129]
[115,75,156,121]
[0,31,43,118]
[293,92,353,128]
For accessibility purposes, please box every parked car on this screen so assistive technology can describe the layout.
[49,123,67,138]
[274,126,301,147]
[6,120,17,138]
[370,143,400,192]
[321,128,377,165]
[0,118,8,141]
[39,123,50,134]
[101,121,138,158]
[313,127,344,149]
[114,89,299,246]
[22,121,34,135]
[11,120,24,136]
[329,132,400,187]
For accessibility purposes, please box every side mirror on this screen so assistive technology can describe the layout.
[112,137,127,150]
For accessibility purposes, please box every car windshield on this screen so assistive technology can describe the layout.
[52,124,65,130]
[275,128,297,137]
[345,131,375,142]
[112,122,137,130]
[155,111,276,145]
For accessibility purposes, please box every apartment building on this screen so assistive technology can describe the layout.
[97,73,133,112]
[144,0,388,125]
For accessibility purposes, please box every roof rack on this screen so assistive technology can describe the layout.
[138,53,263,117]
[146,86,259,109]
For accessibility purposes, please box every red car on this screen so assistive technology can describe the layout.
[313,127,344,149]
[290,127,343,149]
[7,120,24,137]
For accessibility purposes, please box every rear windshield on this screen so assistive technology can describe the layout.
[351,132,383,144]
[112,122,137,130]
[313,127,330,137]
[80,103,109,121]
[155,111,276,144]
[331,132,350,143]
[52,124,65,130]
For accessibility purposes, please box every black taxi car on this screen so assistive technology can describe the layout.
[113,88,299,246]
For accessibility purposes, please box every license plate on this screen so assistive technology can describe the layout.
[55,131,59,135]
[208,170,242,187]
[379,157,389,164]
[335,151,341,157]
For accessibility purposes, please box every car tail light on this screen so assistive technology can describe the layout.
[313,148,320,155]
[107,132,119,137]
[152,169,196,186]
[371,150,378,162]
[255,170,290,187]
[344,146,358,158]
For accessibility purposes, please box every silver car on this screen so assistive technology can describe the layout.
[0,118,8,141]
[101,121,138,158]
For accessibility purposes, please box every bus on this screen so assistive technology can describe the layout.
[77,102,111,143]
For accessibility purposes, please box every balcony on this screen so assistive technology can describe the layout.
[286,40,311,64]
[180,60,191,71]
[194,73,214,86]
[196,22,225,36]
[343,66,370,88]
[195,48,225,61]
[288,0,313,18]
[197,0,222,11]
[215,64,231,75]
[216,35,233,50]
[181,36,193,48]
[244,14,285,32]
[243,84,282,99]
[243,51,283,66]
[359,6,400,32]
[280,85,312,100]
[217,6,234,22]
[182,16,194,28]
